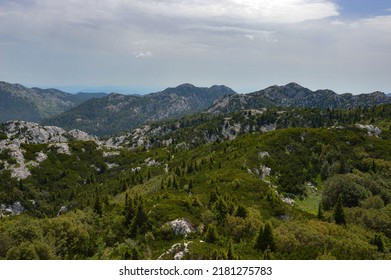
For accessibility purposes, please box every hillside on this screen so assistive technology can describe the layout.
[107,105,391,150]
[43,84,236,136]
[1,105,391,260]
[208,83,391,114]
[0,81,106,123]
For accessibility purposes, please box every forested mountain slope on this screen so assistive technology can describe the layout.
[1,105,390,260]
[0,81,106,123]
[208,83,391,114]
[43,84,236,136]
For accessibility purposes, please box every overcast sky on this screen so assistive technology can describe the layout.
[1,0,391,94]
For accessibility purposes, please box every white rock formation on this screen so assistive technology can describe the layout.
[168,218,196,235]
[355,124,382,137]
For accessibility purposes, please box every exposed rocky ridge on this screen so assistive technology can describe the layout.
[105,109,278,150]
[208,82,391,113]
[0,81,106,123]
[43,84,236,136]
[106,104,390,151]
[0,121,99,179]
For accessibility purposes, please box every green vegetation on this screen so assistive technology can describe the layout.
[1,105,391,259]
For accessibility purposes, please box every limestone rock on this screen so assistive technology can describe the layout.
[168,218,196,235]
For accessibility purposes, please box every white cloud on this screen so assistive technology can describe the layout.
[134,51,153,58]
[358,15,391,32]
[245,34,255,40]
[126,0,339,24]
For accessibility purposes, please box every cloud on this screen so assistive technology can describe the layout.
[0,0,390,94]
[358,15,391,32]
[134,51,153,58]
[127,0,339,24]
[245,34,255,40]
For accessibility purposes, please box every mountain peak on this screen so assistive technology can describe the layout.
[176,83,196,89]
[284,82,304,89]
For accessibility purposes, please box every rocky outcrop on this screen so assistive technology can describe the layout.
[355,124,382,137]
[0,202,25,217]
[0,121,99,179]
[158,241,192,260]
[168,218,196,236]
[57,205,68,216]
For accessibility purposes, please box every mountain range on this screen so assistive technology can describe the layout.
[1,80,390,137]
[208,82,391,114]
[43,83,236,136]
[0,81,106,123]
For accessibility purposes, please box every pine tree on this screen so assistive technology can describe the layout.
[208,187,219,207]
[227,241,236,260]
[214,197,229,224]
[317,202,325,221]
[205,225,219,243]
[235,205,248,219]
[94,194,103,217]
[160,178,164,190]
[333,194,346,226]
[173,176,178,189]
[188,179,193,192]
[124,197,136,227]
[129,201,148,237]
[371,234,385,253]
[254,222,276,252]
[167,177,172,188]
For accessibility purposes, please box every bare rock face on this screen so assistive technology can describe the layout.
[0,202,25,217]
[68,129,99,142]
[57,206,68,216]
[168,218,196,235]
[355,124,382,137]
[0,121,99,180]
[158,241,192,260]
[3,121,66,143]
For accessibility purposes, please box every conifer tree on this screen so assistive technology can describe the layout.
[371,234,385,253]
[94,194,103,217]
[317,202,325,221]
[235,205,248,219]
[254,222,276,252]
[173,176,178,189]
[205,225,219,243]
[333,194,346,226]
[167,177,172,189]
[160,178,164,190]
[124,197,135,227]
[227,241,236,260]
[129,201,147,237]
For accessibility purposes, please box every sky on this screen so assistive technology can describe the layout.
[0,0,391,94]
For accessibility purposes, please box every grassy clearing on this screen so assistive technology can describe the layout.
[294,187,322,216]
